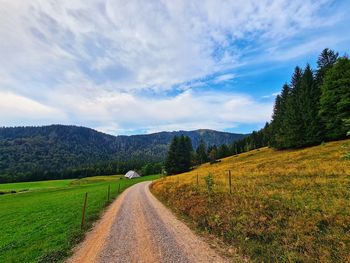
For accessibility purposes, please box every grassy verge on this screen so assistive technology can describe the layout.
[151,140,350,262]
[0,174,160,263]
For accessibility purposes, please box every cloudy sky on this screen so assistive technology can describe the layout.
[1,0,349,135]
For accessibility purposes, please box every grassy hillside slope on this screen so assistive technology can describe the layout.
[151,139,350,262]
[0,175,159,263]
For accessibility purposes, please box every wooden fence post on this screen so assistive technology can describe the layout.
[118,182,121,193]
[81,192,88,229]
[228,170,232,194]
[107,185,110,201]
[196,173,199,187]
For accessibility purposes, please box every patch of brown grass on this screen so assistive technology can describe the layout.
[151,139,350,262]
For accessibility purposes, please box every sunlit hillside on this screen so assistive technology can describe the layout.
[151,139,350,262]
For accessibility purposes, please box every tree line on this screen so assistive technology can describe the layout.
[164,48,350,174]
[231,48,349,152]
[0,125,244,182]
[0,158,162,183]
[165,135,240,175]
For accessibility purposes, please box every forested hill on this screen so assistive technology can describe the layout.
[0,125,246,182]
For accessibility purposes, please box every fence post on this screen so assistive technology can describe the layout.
[196,173,199,187]
[107,185,110,202]
[228,170,232,194]
[81,192,88,230]
[118,182,121,193]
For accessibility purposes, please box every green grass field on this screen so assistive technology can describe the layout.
[0,179,74,193]
[0,174,160,263]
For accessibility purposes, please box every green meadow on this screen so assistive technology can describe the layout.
[0,175,160,263]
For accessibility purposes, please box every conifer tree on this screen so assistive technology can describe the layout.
[270,94,281,147]
[270,84,291,148]
[218,144,230,159]
[207,145,218,162]
[319,57,350,140]
[184,135,194,166]
[177,135,193,172]
[299,64,322,146]
[262,122,271,146]
[177,135,186,172]
[316,48,339,85]
[184,136,193,157]
[165,136,179,175]
[283,67,304,148]
[196,140,208,164]
[291,66,303,90]
[165,135,193,175]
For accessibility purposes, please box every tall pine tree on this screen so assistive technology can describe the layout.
[270,84,291,148]
[316,48,339,85]
[184,136,194,167]
[196,139,208,164]
[165,136,179,175]
[299,64,322,146]
[319,57,350,140]
[283,67,304,148]
[165,135,194,175]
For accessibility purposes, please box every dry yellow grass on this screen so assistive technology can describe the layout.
[151,139,350,262]
[170,139,350,188]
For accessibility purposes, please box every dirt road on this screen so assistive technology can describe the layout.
[68,181,227,263]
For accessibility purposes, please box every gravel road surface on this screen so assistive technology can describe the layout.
[68,181,227,263]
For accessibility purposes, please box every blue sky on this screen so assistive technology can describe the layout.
[0,0,349,135]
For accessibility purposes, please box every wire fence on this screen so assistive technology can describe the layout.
[79,178,136,229]
[163,170,239,195]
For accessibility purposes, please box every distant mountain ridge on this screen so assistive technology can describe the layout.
[0,125,247,182]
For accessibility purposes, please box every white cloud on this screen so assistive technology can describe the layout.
[0,0,334,92]
[0,0,341,132]
[0,91,66,125]
[213,73,236,83]
[44,89,273,134]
